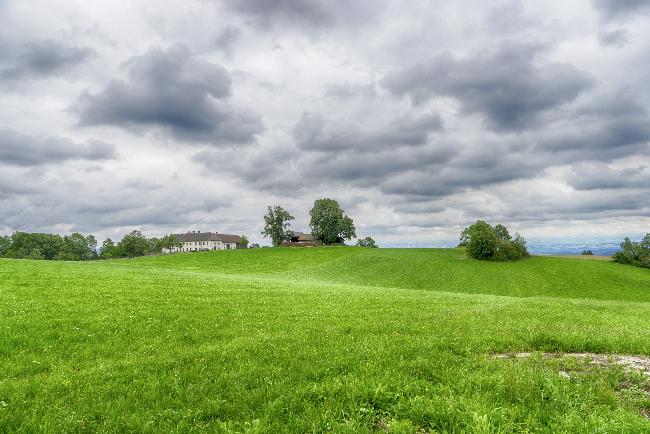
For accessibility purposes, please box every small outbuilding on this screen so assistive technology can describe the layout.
[283,232,323,247]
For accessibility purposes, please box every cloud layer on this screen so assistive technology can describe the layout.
[0,0,649,245]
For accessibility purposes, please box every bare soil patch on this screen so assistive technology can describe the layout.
[543,255,613,261]
[495,352,650,419]
[494,352,650,376]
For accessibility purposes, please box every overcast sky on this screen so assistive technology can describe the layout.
[1,0,649,246]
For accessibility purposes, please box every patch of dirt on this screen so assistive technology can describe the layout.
[495,352,650,419]
[543,255,613,261]
[493,352,650,377]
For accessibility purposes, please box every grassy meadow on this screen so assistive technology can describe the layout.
[1,248,649,432]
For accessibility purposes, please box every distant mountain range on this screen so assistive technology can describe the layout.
[526,241,620,256]
[384,239,623,256]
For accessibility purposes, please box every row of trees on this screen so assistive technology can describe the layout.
[261,198,377,247]
[613,234,650,268]
[98,231,181,259]
[0,230,181,261]
[0,232,98,260]
[459,221,529,261]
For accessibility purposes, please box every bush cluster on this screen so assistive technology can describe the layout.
[355,236,378,248]
[459,221,529,261]
[612,234,650,268]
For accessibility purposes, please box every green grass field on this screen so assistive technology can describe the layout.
[1,248,649,432]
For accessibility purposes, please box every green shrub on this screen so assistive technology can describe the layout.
[612,234,650,268]
[461,221,528,261]
[356,236,378,248]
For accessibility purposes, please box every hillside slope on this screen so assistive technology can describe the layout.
[1,248,649,432]
[127,247,650,302]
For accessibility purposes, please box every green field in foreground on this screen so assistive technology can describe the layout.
[1,248,649,432]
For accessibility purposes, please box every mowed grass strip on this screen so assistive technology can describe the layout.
[1,249,649,432]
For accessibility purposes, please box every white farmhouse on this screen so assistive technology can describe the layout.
[164,231,247,253]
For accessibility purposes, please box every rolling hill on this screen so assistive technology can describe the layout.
[1,248,649,432]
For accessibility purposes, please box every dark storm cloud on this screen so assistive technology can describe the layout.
[538,91,650,160]
[221,0,383,31]
[503,192,650,221]
[222,0,334,27]
[0,40,94,81]
[214,27,241,58]
[0,129,116,167]
[324,82,377,99]
[592,0,650,19]
[540,117,650,159]
[0,168,41,198]
[305,144,455,184]
[378,150,542,198]
[383,44,593,131]
[293,111,443,151]
[76,45,263,144]
[598,29,630,46]
[567,163,650,190]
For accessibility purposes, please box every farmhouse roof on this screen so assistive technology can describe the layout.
[218,234,243,244]
[172,232,243,243]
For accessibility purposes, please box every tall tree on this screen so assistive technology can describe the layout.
[86,235,98,259]
[117,230,150,258]
[262,206,294,246]
[100,238,120,259]
[0,235,10,257]
[309,198,356,245]
[62,232,95,260]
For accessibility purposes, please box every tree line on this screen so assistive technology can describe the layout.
[0,230,181,261]
[261,198,377,248]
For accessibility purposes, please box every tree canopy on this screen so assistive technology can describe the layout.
[262,206,295,246]
[100,238,120,259]
[117,230,150,258]
[309,198,356,245]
